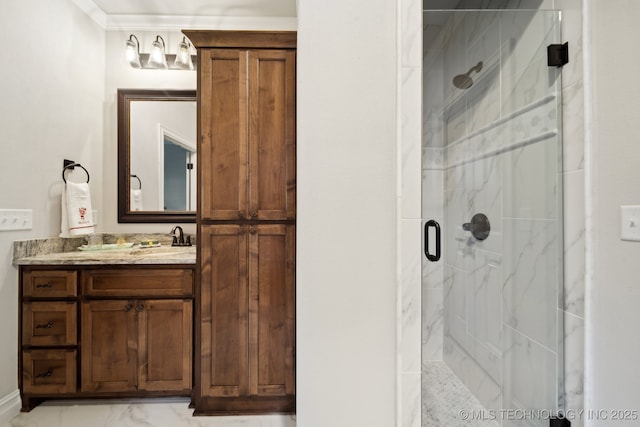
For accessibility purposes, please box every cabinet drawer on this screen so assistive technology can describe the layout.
[82,268,193,297]
[23,349,77,394]
[23,302,77,346]
[23,270,77,298]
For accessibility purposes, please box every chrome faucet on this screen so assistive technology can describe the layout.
[171,226,191,246]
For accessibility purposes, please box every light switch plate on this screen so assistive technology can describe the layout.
[0,209,33,231]
[621,205,640,241]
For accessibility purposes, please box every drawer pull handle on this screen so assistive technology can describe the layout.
[35,282,54,289]
[35,322,54,329]
[36,368,54,378]
[123,304,133,312]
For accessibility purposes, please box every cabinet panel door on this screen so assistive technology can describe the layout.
[248,224,295,396]
[23,349,76,394]
[200,225,249,397]
[138,299,192,391]
[22,270,77,298]
[81,301,137,392]
[82,269,193,297]
[248,50,296,220]
[23,302,76,346]
[200,49,249,220]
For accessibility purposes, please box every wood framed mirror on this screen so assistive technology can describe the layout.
[117,89,197,223]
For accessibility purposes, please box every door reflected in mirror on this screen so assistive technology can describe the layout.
[118,89,197,223]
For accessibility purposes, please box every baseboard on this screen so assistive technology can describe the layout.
[0,390,21,425]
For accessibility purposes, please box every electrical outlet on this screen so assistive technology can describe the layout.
[621,205,640,241]
[0,209,33,231]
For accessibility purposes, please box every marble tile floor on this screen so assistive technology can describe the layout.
[423,361,499,427]
[3,398,296,427]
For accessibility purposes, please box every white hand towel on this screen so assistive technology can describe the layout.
[65,182,95,235]
[60,186,69,237]
[130,189,143,211]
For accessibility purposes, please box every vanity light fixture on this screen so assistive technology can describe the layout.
[174,37,195,70]
[125,34,142,68]
[147,35,168,69]
[124,34,197,70]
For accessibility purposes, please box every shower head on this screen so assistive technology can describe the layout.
[452,61,483,89]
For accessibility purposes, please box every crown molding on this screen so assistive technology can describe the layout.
[71,0,108,28]
[71,0,297,32]
[105,14,297,31]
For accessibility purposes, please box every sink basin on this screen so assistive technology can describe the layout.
[129,246,195,257]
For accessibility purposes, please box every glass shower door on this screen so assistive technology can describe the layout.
[422,10,564,427]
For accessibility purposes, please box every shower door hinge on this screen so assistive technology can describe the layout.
[550,416,571,427]
[547,42,569,67]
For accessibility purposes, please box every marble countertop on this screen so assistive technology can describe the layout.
[15,245,196,265]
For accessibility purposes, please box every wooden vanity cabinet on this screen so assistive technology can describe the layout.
[19,265,194,411]
[185,30,296,415]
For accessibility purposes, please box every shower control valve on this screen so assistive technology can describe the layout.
[462,213,490,241]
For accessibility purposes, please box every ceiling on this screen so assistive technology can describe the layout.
[90,0,297,18]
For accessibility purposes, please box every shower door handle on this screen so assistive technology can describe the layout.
[424,220,441,262]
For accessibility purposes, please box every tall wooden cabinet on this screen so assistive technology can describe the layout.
[184,30,296,415]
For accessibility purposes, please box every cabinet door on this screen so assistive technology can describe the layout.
[81,300,137,392]
[23,349,76,394]
[138,299,192,391]
[82,269,193,297]
[200,225,249,397]
[248,224,295,396]
[22,270,77,298]
[248,50,296,220]
[200,49,249,220]
[23,302,76,346]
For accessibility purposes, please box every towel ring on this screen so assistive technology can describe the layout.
[130,174,142,189]
[62,163,90,184]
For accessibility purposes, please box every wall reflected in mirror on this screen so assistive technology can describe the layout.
[118,89,197,223]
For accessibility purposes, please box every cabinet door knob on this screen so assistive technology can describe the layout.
[249,227,257,235]
[123,304,132,312]
[238,210,247,219]
[250,210,258,219]
[135,305,144,312]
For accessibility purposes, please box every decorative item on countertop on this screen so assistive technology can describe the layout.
[139,239,161,248]
[130,174,143,211]
[60,159,94,237]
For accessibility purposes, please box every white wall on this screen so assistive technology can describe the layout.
[586,0,640,425]
[0,0,105,419]
[296,0,397,426]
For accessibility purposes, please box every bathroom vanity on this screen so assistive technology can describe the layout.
[15,244,195,411]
